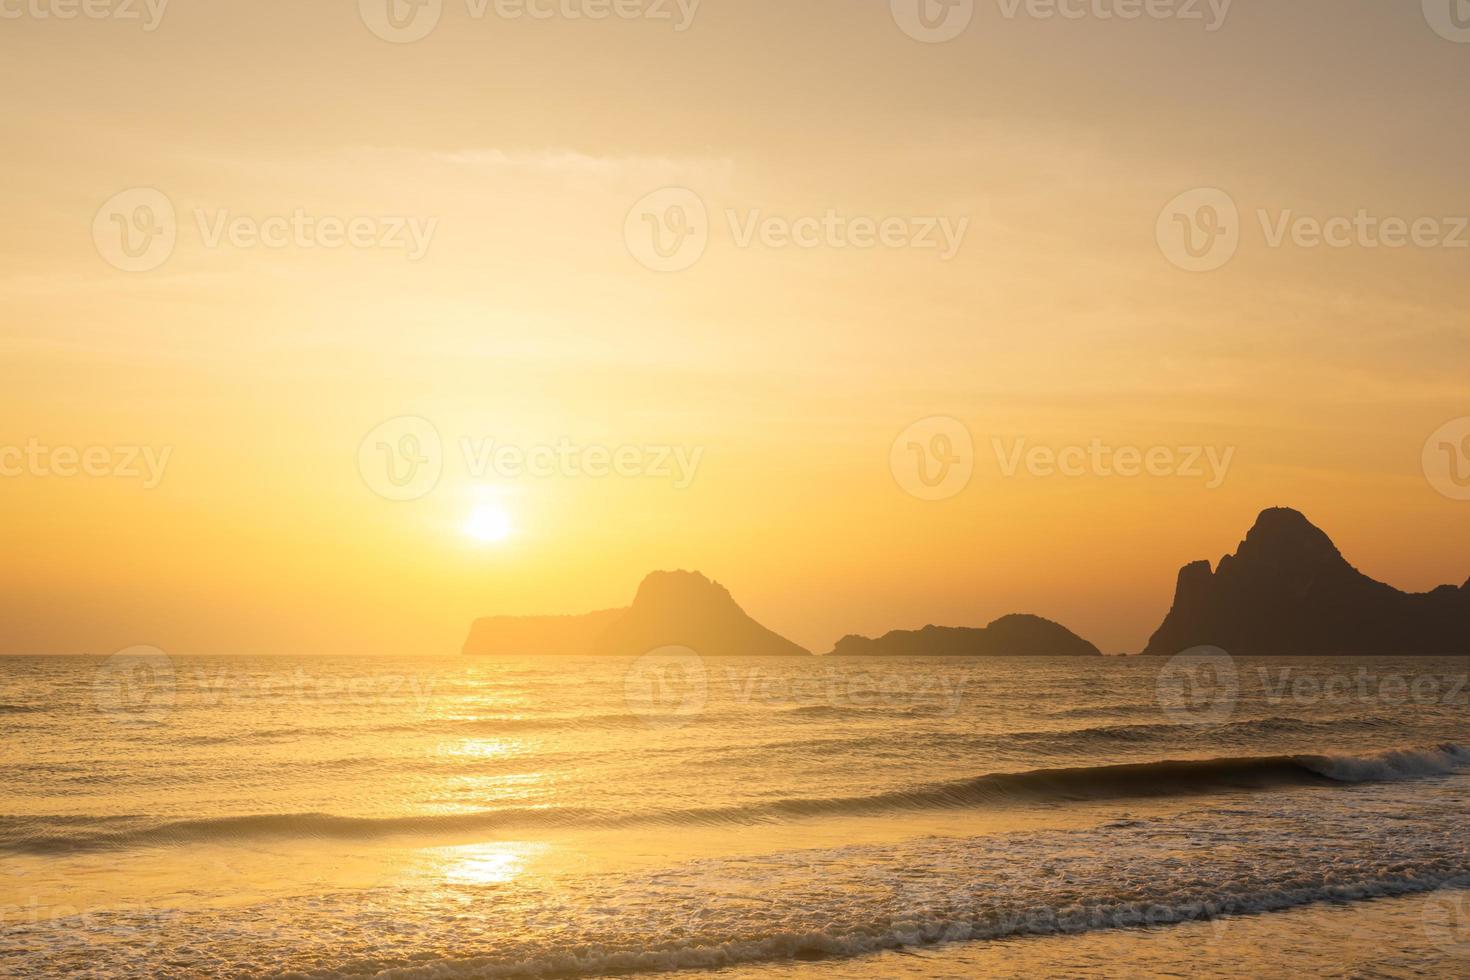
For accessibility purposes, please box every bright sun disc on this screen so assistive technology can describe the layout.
[464,503,513,543]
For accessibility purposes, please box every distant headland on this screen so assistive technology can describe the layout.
[464,571,1095,658]
[1141,507,1470,656]
[827,615,1101,657]
[464,508,1470,658]
[464,570,810,657]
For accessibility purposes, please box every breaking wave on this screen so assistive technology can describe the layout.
[8,744,1462,855]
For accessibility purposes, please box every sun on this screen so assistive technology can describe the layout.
[463,502,514,544]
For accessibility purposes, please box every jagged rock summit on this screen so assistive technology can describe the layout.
[1141,507,1470,656]
[463,570,810,657]
[828,614,1101,657]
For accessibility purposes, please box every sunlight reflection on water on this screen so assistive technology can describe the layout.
[436,841,547,886]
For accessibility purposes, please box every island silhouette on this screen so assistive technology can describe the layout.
[463,571,1092,658]
[828,616,1101,657]
[463,509,1470,658]
[1142,507,1470,656]
[464,570,810,657]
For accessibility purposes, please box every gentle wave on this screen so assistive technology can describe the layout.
[694,715,1403,767]
[1012,713,1397,746]
[688,743,1469,822]
[0,807,598,854]
[317,872,1470,980]
[8,744,1462,855]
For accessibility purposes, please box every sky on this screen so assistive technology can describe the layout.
[2,0,1468,656]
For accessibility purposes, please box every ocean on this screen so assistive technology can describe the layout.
[3,653,1469,978]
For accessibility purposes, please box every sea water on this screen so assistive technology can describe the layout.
[2,654,1469,977]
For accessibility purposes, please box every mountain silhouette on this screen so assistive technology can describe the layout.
[1142,507,1470,656]
[828,614,1101,657]
[591,571,810,657]
[463,571,809,656]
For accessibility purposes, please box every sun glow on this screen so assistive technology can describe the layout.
[437,842,546,886]
[464,502,514,544]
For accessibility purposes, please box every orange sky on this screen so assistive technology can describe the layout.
[2,1,1468,655]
